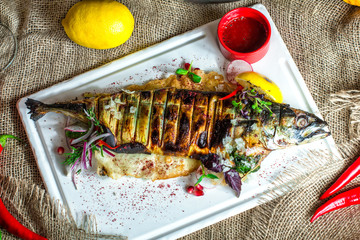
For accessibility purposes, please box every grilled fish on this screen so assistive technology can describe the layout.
[25,87,330,193]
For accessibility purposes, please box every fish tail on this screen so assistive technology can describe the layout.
[25,98,48,121]
[26,98,90,122]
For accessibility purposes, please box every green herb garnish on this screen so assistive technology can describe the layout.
[195,163,219,186]
[231,88,273,118]
[176,61,201,83]
[252,97,273,114]
[86,107,101,126]
[65,131,86,139]
[63,146,82,166]
[231,152,261,175]
[175,68,189,75]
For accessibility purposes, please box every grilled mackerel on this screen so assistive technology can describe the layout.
[25,88,330,190]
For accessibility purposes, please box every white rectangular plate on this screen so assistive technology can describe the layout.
[17,4,338,240]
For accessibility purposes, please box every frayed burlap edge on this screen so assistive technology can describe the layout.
[247,90,360,239]
[250,148,340,237]
[0,175,127,240]
[323,90,360,139]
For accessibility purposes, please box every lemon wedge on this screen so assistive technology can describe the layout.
[235,72,283,103]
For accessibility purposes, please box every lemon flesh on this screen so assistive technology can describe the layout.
[235,72,283,103]
[62,0,134,49]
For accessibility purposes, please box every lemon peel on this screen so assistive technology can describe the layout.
[343,0,360,6]
[234,72,283,103]
[62,0,134,49]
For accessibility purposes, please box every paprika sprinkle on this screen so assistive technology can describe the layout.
[320,155,360,200]
[0,134,48,239]
[311,186,360,222]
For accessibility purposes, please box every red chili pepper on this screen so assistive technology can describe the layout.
[97,139,118,150]
[0,197,47,239]
[219,85,244,100]
[320,155,360,200]
[0,134,48,239]
[311,186,360,222]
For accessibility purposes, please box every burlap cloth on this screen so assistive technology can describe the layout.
[1,0,360,239]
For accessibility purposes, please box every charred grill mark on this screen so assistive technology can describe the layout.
[192,92,209,149]
[210,118,232,148]
[160,90,169,147]
[189,93,196,146]
[109,97,119,140]
[146,91,154,146]
[207,94,218,148]
[209,96,227,148]
[121,92,139,142]
[221,99,236,139]
[150,105,159,146]
[140,90,151,100]
[241,120,259,147]
[176,90,195,151]
[148,90,167,149]
[194,118,205,130]
[163,105,179,152]
[132,92,140,142]
[182,90,197,105]
[176,112,190,149]
[135,91,152,145]
[119,92,128,144]
[163,142,181,153]
[151,128,160,146]
[117,93,126,144]
[174,91,184,147]
[112,103,119,136]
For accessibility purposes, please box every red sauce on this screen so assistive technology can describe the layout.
[222,17,267,53]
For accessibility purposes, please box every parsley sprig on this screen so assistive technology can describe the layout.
[176,61,201,83]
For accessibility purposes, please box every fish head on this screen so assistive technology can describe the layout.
[263,105,330,150]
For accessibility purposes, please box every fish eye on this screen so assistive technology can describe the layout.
[296,115,308,128]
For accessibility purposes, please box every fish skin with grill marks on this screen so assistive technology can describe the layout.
[25,87,331,183]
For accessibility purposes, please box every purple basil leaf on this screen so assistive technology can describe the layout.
[224,169,242,197]
[199,154,222,173]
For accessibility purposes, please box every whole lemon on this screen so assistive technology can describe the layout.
[343,0,360,6]
[235,72,283,103]
[62,0,134,49]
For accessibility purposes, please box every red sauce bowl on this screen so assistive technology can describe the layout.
[217,7,271,63]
